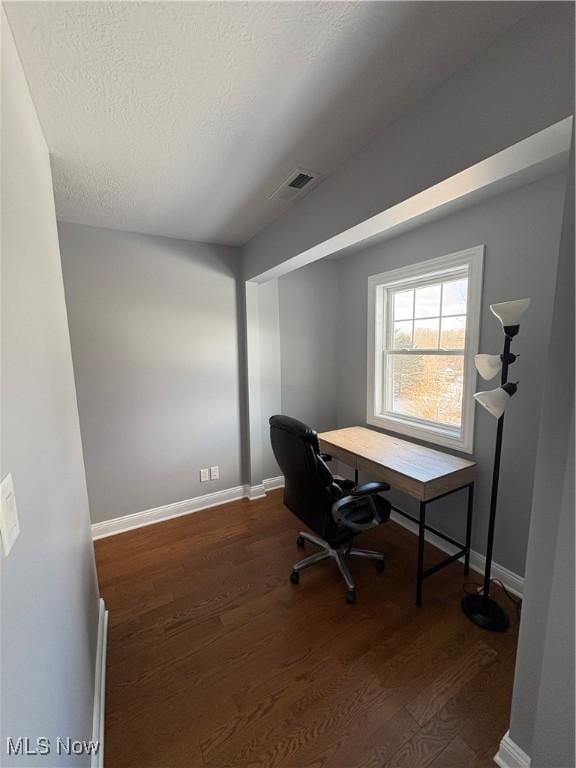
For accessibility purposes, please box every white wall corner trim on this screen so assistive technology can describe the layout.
[494,731,531,768]
[91,478,285,539]
[389,511,524,597]
[91,598,108,768]
[248,484,267,500]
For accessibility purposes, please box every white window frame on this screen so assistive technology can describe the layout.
[367,246,484,454]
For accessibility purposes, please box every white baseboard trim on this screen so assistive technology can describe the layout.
[91,598,108,768]
[263,475,285,492]
[494,731,531,768]
[91,478,285,539]
[91,479,523,597]
[90,479,524,597]
[92,484,249,539]
[390,511,524,598]
[248,477,524,598]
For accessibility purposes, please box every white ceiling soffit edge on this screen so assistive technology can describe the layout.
[250,116,573,284]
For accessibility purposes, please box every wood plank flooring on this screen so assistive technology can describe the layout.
[95,489,519,768]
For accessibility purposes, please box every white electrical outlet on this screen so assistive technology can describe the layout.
[210,466,219,480]
[0,473,20,556]
[200,468,210,482]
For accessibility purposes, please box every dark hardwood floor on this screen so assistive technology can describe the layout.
[95,489,519,768]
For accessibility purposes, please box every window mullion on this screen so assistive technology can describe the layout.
[383,348,464,356]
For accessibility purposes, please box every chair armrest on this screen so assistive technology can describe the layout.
[332,495,382,532]
[319,452,332,462]
[350,481,390,496]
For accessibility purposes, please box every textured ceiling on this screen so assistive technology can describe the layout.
[5,1,532,246]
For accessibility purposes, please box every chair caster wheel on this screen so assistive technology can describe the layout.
[375,559,386,572]
[296,535,305,549]
[290,570,300,585]
[346,590,356,604]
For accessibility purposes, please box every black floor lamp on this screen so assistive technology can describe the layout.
[462,298,530,632]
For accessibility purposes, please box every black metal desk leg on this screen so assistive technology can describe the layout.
[416,501,426,607]
[464,483,474,576]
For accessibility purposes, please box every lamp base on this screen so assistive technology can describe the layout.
[461,593,510,632]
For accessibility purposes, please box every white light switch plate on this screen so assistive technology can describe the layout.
[200,468,210,482]
[0,473,20,556]
[210,466,219,480]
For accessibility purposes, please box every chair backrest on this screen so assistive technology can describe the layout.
[269,415,342,540]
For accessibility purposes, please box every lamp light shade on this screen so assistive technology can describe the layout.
[490,298,530,328]
[475,354,502,381]
[474,382,518,419]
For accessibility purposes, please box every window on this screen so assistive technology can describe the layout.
[367,247,484,453]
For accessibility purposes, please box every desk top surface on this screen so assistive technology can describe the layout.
[318,426,475,485]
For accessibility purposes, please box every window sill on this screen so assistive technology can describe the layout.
[366,412,473,454]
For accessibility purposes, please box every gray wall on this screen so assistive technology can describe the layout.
[278,258,340,433]
[338,175,566,575]
[244,2,574,281]
[58,223,243,524]
[277,173,567,577]
[1,12,100,766]
[335,173,567,577]
[253,260,340,479]
[257,279,281,480]
[509,139,574,764]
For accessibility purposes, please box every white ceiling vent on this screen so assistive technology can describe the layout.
[269,169,322,202]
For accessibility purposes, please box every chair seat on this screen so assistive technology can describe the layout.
[269,414,391,601]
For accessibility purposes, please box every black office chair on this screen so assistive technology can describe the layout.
[269,415,392,603]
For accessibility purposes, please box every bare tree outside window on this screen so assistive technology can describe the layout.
[384,278,468,428]
[368,247,483,453]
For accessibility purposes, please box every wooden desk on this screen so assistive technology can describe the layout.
[318,427,476,606]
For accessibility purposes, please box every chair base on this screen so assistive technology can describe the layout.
[291,531,385,602]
